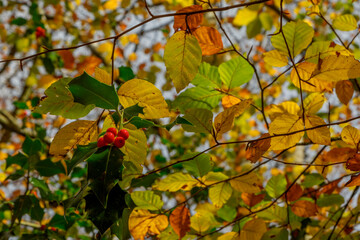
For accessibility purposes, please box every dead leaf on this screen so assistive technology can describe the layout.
[169,205,191,239]
[193,26,223,55]
[173,5,203,31]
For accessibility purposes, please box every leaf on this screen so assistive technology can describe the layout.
[325,147,356,163]
[219,56,254,89]
[229,172,260,193]
[285,183,303,202]
[122,124,147,165]
[263,50,288,67]
[182,108,213,134]
[164,31,202,92]
[217,205,237,222]
[193,26,223,55]
[269,113,304,151]
[241,193,265,207]
[218,232,239,240]
[67,143,98,174]
[120,161,143,190]
[233,8,257,26]
[119,66,135,81]
[131,191,164,211]
[256,205,287,224]
[301,173,324,188]
[173,86,224,112]
[346,153,360,171]
[303,93,325,115]
[49,120,98,156]
[290,62,333,92]
[291,200,317,218]
[68,72,119,109]
[305,115,330,145]
[118,79,170,119]
[209,182,233,208]
[35,158,66,177]
[190,211,216,233]
[202,171,228,185]
[191,62,221,88]
[261,228,288,240]
[265,174,287,198]
[246,133,271,163]
[239,218,267,240]
[222,95,241,109]
[173,5,203,31]
[336,80,354,105]
[345,174,360,187]
[317,194,344,207]
[341,125,360,148]
[128,209,169,240]
[169,205,191,239]
[182,153,213,177]
[271,20,314,58]
[153,172,198,192]
[267,101,300,121]
[333,14,358,31]
[34,78,94,119]
[305,41,352,63]
[94,67,111,85]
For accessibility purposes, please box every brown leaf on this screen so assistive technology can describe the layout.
[286,183,303,202]
[347,153,360,171]
[345,174,360,187]
[173,5,203,31]
[324,147,356,163]
[241,193,265,207]
[291,200,317,218]
[336,80,354,105]
[317,179,341,196]
[58,50,75,69]
[193,26,223,55]
[170,205,191,239]
[246,133,271,163]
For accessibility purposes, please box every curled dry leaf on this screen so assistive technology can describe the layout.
[246,133,271,163]
[173,5,203,31]
[169,205,191,239]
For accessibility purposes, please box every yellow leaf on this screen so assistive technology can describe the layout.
[103,0,120,10]
[153,172,198,192]
[335,80,354,105]
[129,209,169,240]
[239,218,267,240]
[290,62,333,92]
[267,101,300,121]
[333,14,358,31]
[269,113,304,151]
[222,95,241,109]
[218,232,239,240]
[229,172,261,193]
[263,50,288,67]
[305,115,330,145]
[202,171,228,185]
[38,75,57,89]
[164,31,202,92]
[49,120,98,156]
[118,79,170,119]
[305,41,352,63]
[94,67,111,85]
[101,115,117,134]
[303,93,325,115]
[190,211,216,233]
[193,26,223,56]
[341,125,360,148]
[209,182,233,208]
[233,8,257,26]
[123,124,148,165]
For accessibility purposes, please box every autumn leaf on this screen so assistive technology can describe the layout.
[222,95,241,109]
[346,153,360,171]
[128,209,168,240]
[173,5,203,31]
[153,172,198,192]
[341,125,360,148]
[164,31,202,92]
[122,124,148,165]
[94,67,111,85]
[305,41,352,63]
[190,210,217,233]
[241,193,265,207]
[267,101,300,121]
[229,172,261,193]
[285,183,303,202]
[193,26,223,55]
[239,218,267,240]
[324,147,356,163]
[336,80,354,105]
[263,50,288,67]
[169,205,190,239]
[291,200,317,218]
[130,191,164,211]
[302,93,325,115]
[246,133,271,163]
[333,14,358,31]
[345,174,360,187]
[305,115,330,145]
[209,182,233,208]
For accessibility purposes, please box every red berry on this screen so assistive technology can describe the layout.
[103,132,115,144]
[114,137,125,148]
[106,127,118,136]
[35,26,46,38]
[97,137,107,148]
[50,227,56,231]
[118,129,129,140]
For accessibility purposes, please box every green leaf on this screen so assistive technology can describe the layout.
[111,209,131,240]
[30,178,50,194]
[317,194,344,207]
[191,62,221,88]
[13,195,44,222]
[68,72,119,109]
[22,136,42,156]
[247,18,262,39]
[265,175,286,198]
[120,161,143,190]
[35,158,66,177]
[119,66,135,81]
[333,14,358,31]
[42,57,55,74]
[48,214,67,230]
[165,116,193,131]
[11,17,27,26]
[34,77,94,119]
[164,31,202,92]
[127,117,156,129]
[172,86,223,113]
[217,205,237,222]
[131,191,164,210]
[301,173,324,188]
[219,56,254,89]
[6,153,28,169]
[261,228,288,240]
[67,143,98,175]
[256,205,287,224]
[209,182,233,208]
[271,20,314,58]
[305,41,351,63]
[182,153,213,177]
[182,108,213,134]
[123,104,145,119]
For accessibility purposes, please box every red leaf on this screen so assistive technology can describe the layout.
[169,205,191,239]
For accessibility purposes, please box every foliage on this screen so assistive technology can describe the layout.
[1,0,360,239]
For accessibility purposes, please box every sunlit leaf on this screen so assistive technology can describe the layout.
[303,93,325,115]
[336,80,354,105]
[219,56,254,89]
[305,41,352,63]
[263,50,288,67]
[153,172,198,192]
[305,115,330,145]
[341,125,360,148]
[333,14,358,31]
[229,172,261,193]
[193,26,223,55]
[182,108,213,134]
[131,191,164,211]
[209,182,232,208]
[122,124,147,165]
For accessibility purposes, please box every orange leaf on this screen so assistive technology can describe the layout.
[241,193,265,207]
[58,50,75,69]
[193,26,223,55]
[324,147,356,163]
[346,174,360,187]
[335,80,354,105]
[246,133,271,163]
[291,200,317,218]
[76,56,102,76]
[169,205,191,239]
[285,183,303,202]
[173,5,203,31]
[317,179,341,197]
[346,153,360,171]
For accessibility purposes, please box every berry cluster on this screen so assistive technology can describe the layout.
[97,128,129,148]
[35,26,46,38]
